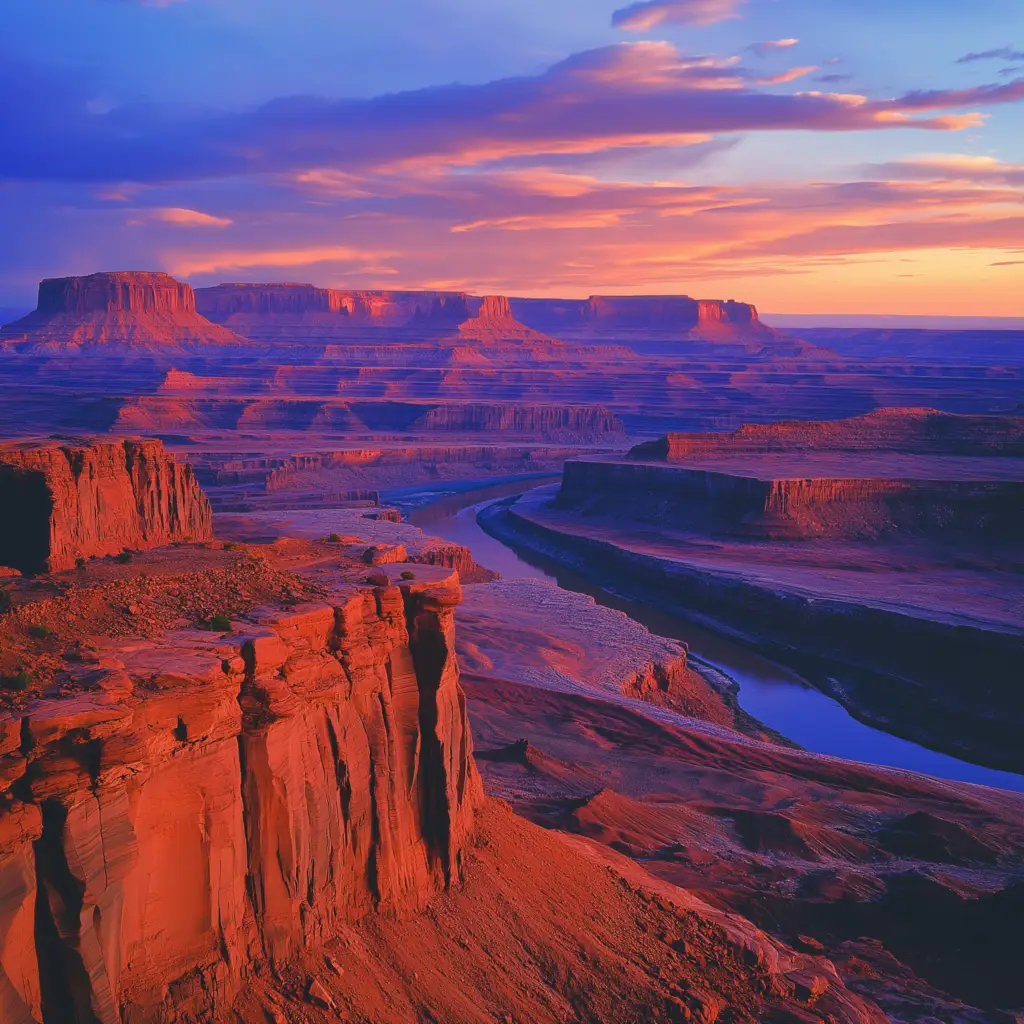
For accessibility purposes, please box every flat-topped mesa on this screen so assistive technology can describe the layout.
[0,438,212,573]
[0,560,482,1021]
[458,295,556,344]
[631,408,1024,460]
[195,283,473,328]
[37,271,195,315]
[0,272,240,347]
[509,294,782,342]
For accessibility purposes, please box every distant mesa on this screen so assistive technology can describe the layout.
[0,271,241,349]
[196,282,474,329]
[511,294,785,343]
[457,295,555,344]
[193,281,785,345]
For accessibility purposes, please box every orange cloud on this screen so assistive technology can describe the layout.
[168,245,393,277]
[128,207,233,228]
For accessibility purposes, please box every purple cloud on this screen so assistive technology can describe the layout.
[748,38,799,58]
[0,43,1021,189]
[612,0,745,31]
[957,46,1024,64]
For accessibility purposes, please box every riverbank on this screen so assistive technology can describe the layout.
[476,486,1024,783]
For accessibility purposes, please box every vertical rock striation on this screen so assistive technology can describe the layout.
[0,567,481,1023]
[0,439,213,573]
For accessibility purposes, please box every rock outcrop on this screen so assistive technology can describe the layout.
[0,273,240,348]
[633,408,1024,460]
[560,457,1024,541]
[0,439,212,573]
[0,564,481,1023]
[457,296,555,344]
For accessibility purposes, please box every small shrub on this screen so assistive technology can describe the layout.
[115,551,133,564]
[0,671,31,693]
[223,542,238,551]
[208,614,232,633]
[28,625,54,640]
[75,557,87,570]
[400,570,416,581]
[0,591,11,615]
[327,533,343,544]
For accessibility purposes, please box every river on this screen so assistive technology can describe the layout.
[393,478,1024,794]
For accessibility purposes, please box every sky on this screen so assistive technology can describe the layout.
[2,0,1024,314]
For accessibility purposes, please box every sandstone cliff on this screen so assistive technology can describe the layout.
[633,407,1024,460]
[559,456,1024,541]
[0,439,212,573]
[0,273,240,348]
[0,563,481,1023]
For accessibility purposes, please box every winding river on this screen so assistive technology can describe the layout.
[392,478,1024,794]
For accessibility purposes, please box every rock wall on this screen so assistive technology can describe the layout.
[634,408,1024,460]
[0,569,482,1023]
[36,273,196,317]
[0,439,213,573]
[558,458,1024,541]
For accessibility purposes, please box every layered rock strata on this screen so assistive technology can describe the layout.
[1,274,239,348]
[559,457,1024,541]
[634,407,1024,459]
[0,565,481,1023]
[0,439,212,573]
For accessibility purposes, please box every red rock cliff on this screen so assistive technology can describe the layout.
[0,439,213,573]
[1,274,239,348]
[195,284,471,327]
[0,566,481,1023]
[37,273,196,316]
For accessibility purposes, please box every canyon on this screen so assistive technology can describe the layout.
[0,272,1022,1022]
[479,408,1024,773]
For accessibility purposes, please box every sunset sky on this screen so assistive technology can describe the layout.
[3,0,1024,315]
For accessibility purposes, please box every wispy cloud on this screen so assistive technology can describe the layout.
[128,207,232,228]
[756,66,818,85]
[3,42,1018,189]
[957,46,1024,64]
[748,38,799,57]
[612,0,745,31]
[167,245,392,277]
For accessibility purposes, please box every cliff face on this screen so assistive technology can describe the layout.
[635,408,1024,460]
[558,458,1024,541]
[0,439,212,573]
[195,284,471,327]
[0,568,481,1023]
[36,273,195,316]
[1,274,239,348]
